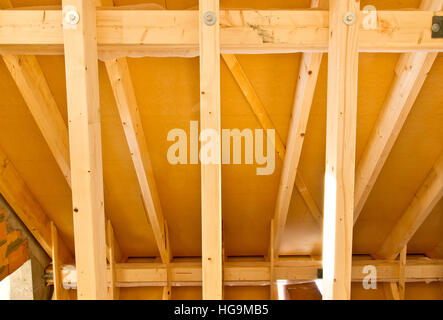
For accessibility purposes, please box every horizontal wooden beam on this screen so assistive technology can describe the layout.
[53,257,443,287]
[0,10,443,55]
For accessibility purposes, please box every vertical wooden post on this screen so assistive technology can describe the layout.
[399,245,407,300]
[106,221,120,300]
[322,0,359,300]
[270,220,277,300]
[62,0,107,299]
[162,222,172,300]
[51,222,64,300]
[199,0,222,300]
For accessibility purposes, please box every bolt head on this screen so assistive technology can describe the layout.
[432,23,441,33]
[343,12,356,26]
[64,10,80,25]
[203,11,217,26]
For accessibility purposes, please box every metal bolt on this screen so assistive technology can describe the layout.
[343,11,356,26]
[203,11,217,26]
[64,9,80,25]
[432,22,441,33]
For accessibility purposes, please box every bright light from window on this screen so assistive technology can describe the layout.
[277,280,288,300]
[315,279,324,297]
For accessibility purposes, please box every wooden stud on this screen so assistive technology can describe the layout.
[199,0,222,300]
[51,221,69,300]
[269,220,277,300]
[322,0,359,300]
[353,0,442,224]
[162,222,172,300]
[106,220,120,300]
[377,154,443,260]
[62,0,107,300]
[399,245,407,300]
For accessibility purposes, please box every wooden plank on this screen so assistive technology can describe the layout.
[0,147,73,263]
[354,0,442,223]
[105,57,169,264]
[377,154,443,260]
[57,257,443,286]
[1,55,71,187]
[51,221,69,300]
[222,53,322,249]
[270,0,325,255]
[106,220,120,300]
[322,0,359,300]
[1,10,443,55]
[62,0,107,300]
[269,220,276,300]
[199,0,222,300]
[399,245,407,300]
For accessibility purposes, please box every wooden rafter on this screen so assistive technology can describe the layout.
[354,0,443,224]
[1,55,72,187]
[268,0,325,256]
[62,0,107,299]
[199,0,223,300]
[322,0,359,300]
[0,10,443,56]
[105,58,170,264]
[222,53,322,248]
[377,154,443,260]
[0,146,73,263]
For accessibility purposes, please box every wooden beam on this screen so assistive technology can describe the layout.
[199,0,222,300]
[377,154,443,260]
[106,220,119,300]
[354,0,442,224]
[56,256,443,287]
[105,58,170,264]
[0,147,73,263]
[62,0,107,300]
[269,220,276,300]
[51,221,70,300]
[222,54,322,240]
[399,245,407,300]
[2,56,71,187]
[1,10,443,56]
[322,0,359,300]
[269,0,324,256]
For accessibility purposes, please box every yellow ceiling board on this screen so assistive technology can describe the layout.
[354,55,443,253]
[409,199,443,254]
